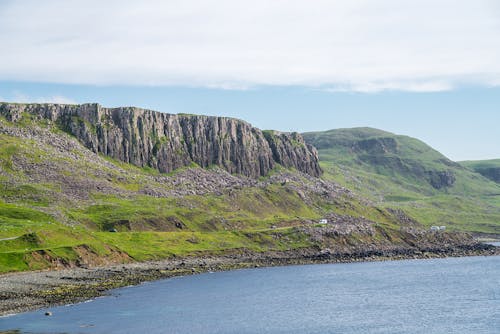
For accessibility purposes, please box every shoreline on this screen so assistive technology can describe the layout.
[1,244,498,317]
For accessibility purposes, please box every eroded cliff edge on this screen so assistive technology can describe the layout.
[0,103,322,177]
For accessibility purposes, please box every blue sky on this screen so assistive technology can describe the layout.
[1,1,499,161]
[1,82,498,161]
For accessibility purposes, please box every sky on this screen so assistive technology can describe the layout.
[0,0,499,161]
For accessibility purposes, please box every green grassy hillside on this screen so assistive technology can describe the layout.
[460,159,500,183]
[1,111,497,274]
[0,116,407,273]
[303,128,500,234]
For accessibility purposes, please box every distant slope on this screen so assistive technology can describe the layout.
[461,159,500,183]
[303,127,500,234]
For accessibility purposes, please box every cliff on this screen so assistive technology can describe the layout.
[0,103,322,178]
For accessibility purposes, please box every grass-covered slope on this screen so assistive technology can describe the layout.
[303,128,500,234]
[460,159,500,183]
[0,114,412,273]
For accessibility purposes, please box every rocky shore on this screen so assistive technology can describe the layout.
[1,243,498,317]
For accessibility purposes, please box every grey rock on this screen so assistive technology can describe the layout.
[263,130,322,177]
[427,170,456,189]
[0,103,322,178]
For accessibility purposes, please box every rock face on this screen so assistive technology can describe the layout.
[0,103,322,178]
[473,167,500,184]
[263,131,322,177]
[427,170,456,189]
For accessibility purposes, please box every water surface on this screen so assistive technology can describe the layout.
[1,256,499,334]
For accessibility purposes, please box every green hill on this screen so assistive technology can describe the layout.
[303,127,500,234]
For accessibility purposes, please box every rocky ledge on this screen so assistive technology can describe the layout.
[0,103,322,178]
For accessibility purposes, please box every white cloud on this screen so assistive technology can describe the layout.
[324,80,454,94]
[38,95,78,104]
[8,91,78,104]
[0,0,499,92]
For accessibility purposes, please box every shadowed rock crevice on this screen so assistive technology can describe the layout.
[0,103,322,178]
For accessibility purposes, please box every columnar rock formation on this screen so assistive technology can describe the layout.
[0,103,322,178]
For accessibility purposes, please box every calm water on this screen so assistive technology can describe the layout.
[1,256,499,334]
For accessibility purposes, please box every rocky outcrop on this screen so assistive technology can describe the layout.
[472,167,500,184]
[263,130,322,177]
[0,103,321,178]
[426,170,456,189]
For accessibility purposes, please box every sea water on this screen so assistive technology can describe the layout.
[1,255,499,334]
